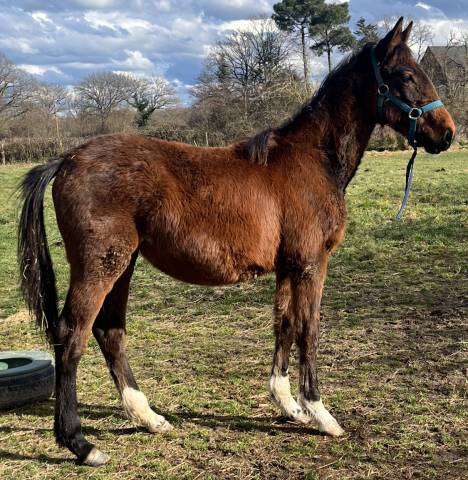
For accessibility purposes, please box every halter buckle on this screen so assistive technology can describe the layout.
[377,84,389,96]
[409,107,422,119]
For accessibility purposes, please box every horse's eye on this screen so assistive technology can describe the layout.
[402,72,414,82]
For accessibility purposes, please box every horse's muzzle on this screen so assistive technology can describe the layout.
[422,128,454,154]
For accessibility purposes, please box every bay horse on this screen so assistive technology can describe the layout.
[18,18,454,466]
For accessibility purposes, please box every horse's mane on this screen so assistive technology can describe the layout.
[241,45,374,165]
[244,128,276,166]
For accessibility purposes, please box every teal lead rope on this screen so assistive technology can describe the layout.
[370,47,444,219]
[395,147,416,220]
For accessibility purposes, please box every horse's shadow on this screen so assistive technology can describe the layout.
[4,398,322,434]
[0,399,323,464]
[0,449,73,465]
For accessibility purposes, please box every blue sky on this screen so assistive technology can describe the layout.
[1,0,467,100]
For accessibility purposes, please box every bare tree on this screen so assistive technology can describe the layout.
[380,16,434,61]
[28,83,69,146]
[126,76,178,128]
[190,18,306,143]
[74,72,132,133]
[411,21,435,62]
[0,53,37,121]
[203,18,294,121]
[33,83,68,117]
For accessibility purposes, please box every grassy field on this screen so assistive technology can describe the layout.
[0,150,466,479]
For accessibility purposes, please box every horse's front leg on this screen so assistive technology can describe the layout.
[293,257,344,437]
[269,273,309,423]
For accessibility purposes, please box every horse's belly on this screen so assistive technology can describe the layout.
[139,232,274,286]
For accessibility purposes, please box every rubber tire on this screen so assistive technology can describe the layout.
[0,351,55,410]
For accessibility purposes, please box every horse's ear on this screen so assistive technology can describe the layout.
[375,17,404,61]
[401,21,413,44]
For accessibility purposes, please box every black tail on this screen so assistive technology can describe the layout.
[18,157,64,342]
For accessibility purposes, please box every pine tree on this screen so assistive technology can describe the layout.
[354,17,380,51]
[308,2,355,73]
[272,0,325,91]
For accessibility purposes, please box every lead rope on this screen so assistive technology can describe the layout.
[395,112,418,220]
[395,147,417,220]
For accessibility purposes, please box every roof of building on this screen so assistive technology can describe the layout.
[425,46,468,68]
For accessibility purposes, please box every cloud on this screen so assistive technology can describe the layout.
[31,11,54,25]
[73,0,116,7]
[0,0,466,102]
[416,2,432,10]
[19,64,63,75]
[112,50,154,71]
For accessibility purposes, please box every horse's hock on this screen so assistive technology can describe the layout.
[0,351,55,409]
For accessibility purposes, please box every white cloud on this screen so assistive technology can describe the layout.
[73,0,116,7]
[84,10,153,32]
[425,18,468,45]
[0,0,466,101]
[218,18,273,31]
[6,39,39,55]
[64,61,102,70]
[113,50,154,70]
[155,0,171,12]
[31,11,53,25]
[84,11,119,30]
[416,2,432,10]
[19,64,62,75]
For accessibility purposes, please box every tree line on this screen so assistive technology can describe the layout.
[0,2,466,163]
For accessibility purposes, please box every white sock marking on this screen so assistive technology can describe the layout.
[121,387,172,433]
[297,395,344,436]
[269,373,309,423]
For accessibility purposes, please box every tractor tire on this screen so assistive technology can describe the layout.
[0,351,55,409]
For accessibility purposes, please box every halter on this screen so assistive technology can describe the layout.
[370,47,444,219]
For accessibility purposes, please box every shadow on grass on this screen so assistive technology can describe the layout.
[165,408,324,435]
[3,399,324,437]
[0,449,74,465]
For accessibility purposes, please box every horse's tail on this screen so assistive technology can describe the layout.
[18,157,64,342]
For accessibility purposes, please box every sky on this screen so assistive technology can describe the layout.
[0,0,467,101]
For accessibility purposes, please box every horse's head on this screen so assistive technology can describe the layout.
[373,17,456,154]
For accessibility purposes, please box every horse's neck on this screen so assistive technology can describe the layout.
[323,97,376,190]
[284,70,376,191]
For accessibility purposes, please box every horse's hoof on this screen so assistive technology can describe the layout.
[147,418,173,433]
[319,419,345,437]
[82,447,111,467]
[297,396,345,437]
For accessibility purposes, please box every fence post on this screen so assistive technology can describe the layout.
[56,115,63,153]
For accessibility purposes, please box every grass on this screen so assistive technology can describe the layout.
[0,150,467,479]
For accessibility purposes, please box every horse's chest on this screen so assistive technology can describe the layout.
[281,188,346,256]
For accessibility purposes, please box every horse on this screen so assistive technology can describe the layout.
[17,17,455,466]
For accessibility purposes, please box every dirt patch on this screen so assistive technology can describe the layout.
[3,310,32,326]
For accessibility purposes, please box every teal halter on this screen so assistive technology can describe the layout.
[370,47,444,219]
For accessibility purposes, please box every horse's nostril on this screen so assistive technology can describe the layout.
[444,129,453,145]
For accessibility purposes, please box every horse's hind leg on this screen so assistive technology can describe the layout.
[51,228,139,466]
[53,277,118,466]
[92,252,172,434]
[269,273,309,423]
